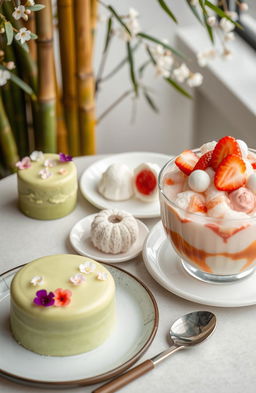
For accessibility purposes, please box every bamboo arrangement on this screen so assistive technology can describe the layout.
[0,0,237,177]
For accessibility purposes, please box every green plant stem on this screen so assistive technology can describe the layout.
[0,93,19,171]
[97,89,132,124]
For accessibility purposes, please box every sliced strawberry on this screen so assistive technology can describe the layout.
[193,150,213,171]
[214,154,246,191]
[211,136,242,171]
[252,162,256,170]
[135,170,157,195]
[175,150,198,176]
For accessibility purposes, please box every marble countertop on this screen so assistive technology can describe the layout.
[1,155,256,393]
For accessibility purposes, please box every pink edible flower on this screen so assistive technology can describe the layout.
[16,156,31,170]
[54,288,72,307]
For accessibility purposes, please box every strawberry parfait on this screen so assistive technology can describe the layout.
[159,136,256,283]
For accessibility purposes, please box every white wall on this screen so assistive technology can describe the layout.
[94,0,197,155]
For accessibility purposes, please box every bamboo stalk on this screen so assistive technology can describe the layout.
[35,0,56,152]
[74,0,96,155]
[0,93,19,171]
[4,42,29,157]
[25,11,37,62]
[90,0,98,51]
[54,64,69,154]
[57,0,79,156]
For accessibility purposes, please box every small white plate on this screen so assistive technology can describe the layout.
[0,264,158,387]
[79,152,171,218]
[143,221,256,308]
[69,214,149,263]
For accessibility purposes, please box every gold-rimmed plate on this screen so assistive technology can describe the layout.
[0,263,158,388]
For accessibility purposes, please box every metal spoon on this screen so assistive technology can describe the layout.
[92,311,216,393]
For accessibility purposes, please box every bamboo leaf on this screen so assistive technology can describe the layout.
[30,32,38,40]
[205,1,242,29]
[0,66,36,98]
[5,22,13,45]
[138,60,151,78]
[157,0,177,23]
[143,90,159,112]
[102,41,141,82]
[146,46,157,65]
[127,42,138,96]
[103,17,113,53]
[138,32,185,59]
[165,77,192,99]
[27,4,45,11]
[15,39,29,53]
[108,5,131,37]
[197,0,214,43]
[198,0,207,15]
[185,0,203,25]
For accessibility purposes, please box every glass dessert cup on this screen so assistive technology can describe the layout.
[159,153,256,284]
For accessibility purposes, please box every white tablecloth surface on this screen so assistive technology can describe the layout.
[1,155,256,393]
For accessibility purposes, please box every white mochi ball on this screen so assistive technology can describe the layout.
[188,170,210,193]
[247,173,256,193]
[237,139,248,158]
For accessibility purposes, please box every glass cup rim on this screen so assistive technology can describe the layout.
[158,147,256,223]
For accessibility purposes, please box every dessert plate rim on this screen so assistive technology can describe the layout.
[79,151,171,218]
[69,213,149,263]
[0,263,158,388]
[143,221,256,308]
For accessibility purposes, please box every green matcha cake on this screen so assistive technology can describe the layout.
[16,152,77,220]
[10,254,116,356]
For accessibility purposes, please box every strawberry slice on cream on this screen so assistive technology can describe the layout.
[133,163,160,202]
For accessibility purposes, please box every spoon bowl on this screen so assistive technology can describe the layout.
[170,311,216,347]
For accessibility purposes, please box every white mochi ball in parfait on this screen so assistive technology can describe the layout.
[188,170,211,193]
[133,163,160,202]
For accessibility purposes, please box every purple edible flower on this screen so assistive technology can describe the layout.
[33,289,55,307]
[59,152,73,162]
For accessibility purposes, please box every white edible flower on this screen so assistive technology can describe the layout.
[39,168,52,179]
[58,168,67,175]
[44,159,56,168]
[30,150,44,162]
[15,27,31,44]
[79,261,96,274]
[6,61,15,70]
[0,69,10,86]
[12,5,28,21]
[207,16,217,27]
[173,63,190,83]
[220,18,235,33]
[69,273,86,285]
[187,72,203,87]
[30,276,44,286]
[97,272,108,281]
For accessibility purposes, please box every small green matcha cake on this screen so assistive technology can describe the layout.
[10,254,116,356]
[16,152,77,220]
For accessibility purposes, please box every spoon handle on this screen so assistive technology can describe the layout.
[92,359,154,393]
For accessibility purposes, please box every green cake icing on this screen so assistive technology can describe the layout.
[10,254,116,356]
[17,153,77,220]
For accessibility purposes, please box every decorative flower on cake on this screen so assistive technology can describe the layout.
[79,261,96,274]
[54,288,72,307]
[58,168,68,175]
[44,159,56,168]
[97,272,108,281]
[59,153,73,162]
[16,157,31,170]
[39,168,52,179]
[33,289,55,307]
[69,273,86,285]
[30,151,44,162]
[30,276,44,286]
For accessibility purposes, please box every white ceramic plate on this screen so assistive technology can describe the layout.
[0,264,158,388]
[143,221,256,308]
[69,214,149,263]
[79,152,171,218]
